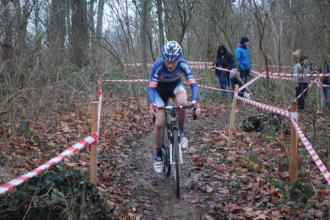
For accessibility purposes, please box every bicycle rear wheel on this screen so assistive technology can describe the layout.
[173,129,180,198]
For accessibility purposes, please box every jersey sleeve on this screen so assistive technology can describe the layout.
[147,60,161,103]
[179,59,199,101]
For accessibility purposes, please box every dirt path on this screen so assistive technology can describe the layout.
[99,98,261,219]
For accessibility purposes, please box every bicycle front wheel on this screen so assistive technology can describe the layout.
[173,129,180,198]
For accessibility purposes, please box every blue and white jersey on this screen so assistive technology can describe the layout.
[147,57,199,103]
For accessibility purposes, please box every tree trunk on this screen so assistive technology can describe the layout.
[33,0,42,50]
[66,0,72,56]
[156,0,165,50]
[48,0,66,57]
[96,0,104,39]
[71,0,89,67]
[88,0,95,37]
[2,0,15,62]
[140,0,150,77]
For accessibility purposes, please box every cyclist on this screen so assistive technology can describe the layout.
[147,41,201,173]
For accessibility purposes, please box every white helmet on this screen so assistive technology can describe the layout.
[161,41,183,62]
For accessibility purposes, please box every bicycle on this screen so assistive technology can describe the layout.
[155,103,197,198]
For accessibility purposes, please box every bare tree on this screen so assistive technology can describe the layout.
[156,0,164,49]
[140,0,150,77]
[48,0,66,57]
[71,0,89,67]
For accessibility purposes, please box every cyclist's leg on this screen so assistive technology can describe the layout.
[174,84,187,130]
[153,92,165,173]
[154,92,166,150]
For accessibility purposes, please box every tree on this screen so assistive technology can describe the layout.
[47,0,66,57]
[156,0,165,50]
[71,0,89,67]
[1,0,15,62]
[140,0,150,77]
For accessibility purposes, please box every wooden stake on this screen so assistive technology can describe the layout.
[289,101,298,184]
[90,102,98,185]
[228,85,239,147]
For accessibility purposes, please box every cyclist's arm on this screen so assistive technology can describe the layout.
[147,61,160,103]
[179,59,199,101]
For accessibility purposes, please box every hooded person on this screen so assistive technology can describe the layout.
[235,36,252,83]
[214,44,236,97]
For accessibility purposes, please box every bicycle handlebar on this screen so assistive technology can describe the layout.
[154,103,198,120]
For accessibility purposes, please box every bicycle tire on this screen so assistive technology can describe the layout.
[162,145,171,176]
[163,127,171,176]
[173,129,180,198]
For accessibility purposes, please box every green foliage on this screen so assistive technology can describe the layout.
[272,178,315,205]
[60,63,78,76]
[0,166,113,220]
[21,124,41,144]
[227,181,242,194]
[263,131,278,143]
[288,181,315,203]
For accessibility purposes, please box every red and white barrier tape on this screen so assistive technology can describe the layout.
[124,63,213,70]
[265,72,330,77]
[0,134,99,195]
[290,119,330,187]
[197,84,234,93]
[102,79,148,83]
[316,81,330,88]
[238,74,264,92]
[237,96,290,118]
[295,79,317,101]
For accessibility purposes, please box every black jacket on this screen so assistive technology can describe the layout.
[215,45,235,76]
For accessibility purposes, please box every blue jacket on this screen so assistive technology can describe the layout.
[235,44,252,70]
[147,57,199,103]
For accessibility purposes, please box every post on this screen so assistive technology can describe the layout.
[289,101,298,184]
[228,85,239,147]
[90,102,98,185]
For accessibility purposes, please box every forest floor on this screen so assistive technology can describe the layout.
[96,96,330,219]
[0,95,330,219]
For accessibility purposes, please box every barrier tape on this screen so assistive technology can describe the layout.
[290,119,330,187]
[124,63,213,70]
[265,72,330,77]
[294,79,318,103]
[0,134,99,195]
[238,74,264,92]
[237,96,290,118]
[102,79,148,83]
[316,81,330,88]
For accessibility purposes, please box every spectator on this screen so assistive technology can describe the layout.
[323,60,330,108]
[235,36,252,83]
[293,55,310,110]
[214,44,235,97]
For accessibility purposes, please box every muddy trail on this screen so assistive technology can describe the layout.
[97,97,330,219]
[97,98,233,219]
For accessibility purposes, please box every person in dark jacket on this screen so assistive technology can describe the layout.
[235,36,252,83]
[322,60,330,107]
[215,44,236,97]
